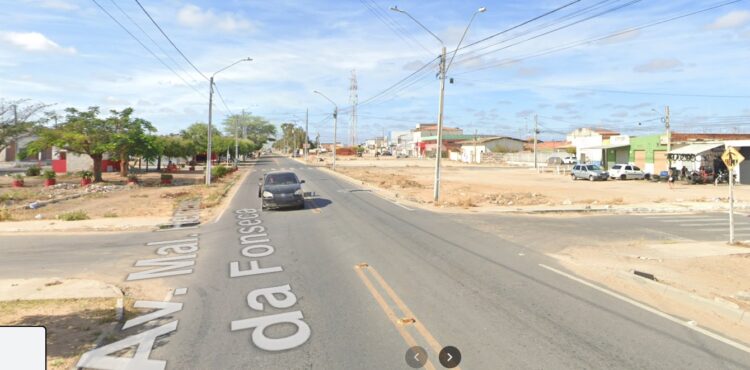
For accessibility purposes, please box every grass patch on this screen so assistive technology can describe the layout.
[57,210,89,221]
[103,211,118,218]
[0,207,13,222]
[0,189,35,203]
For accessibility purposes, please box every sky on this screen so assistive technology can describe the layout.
[1,0,749,142]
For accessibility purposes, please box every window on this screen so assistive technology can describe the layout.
[586,165,600,171]
[633,166,641,171]
[265,173,299,185]
[625,166,632,170]
[612,165,621,170]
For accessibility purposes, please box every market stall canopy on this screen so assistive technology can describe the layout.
[667,143,723,161]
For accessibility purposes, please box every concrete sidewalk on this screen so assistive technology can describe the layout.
[0,278,122,301]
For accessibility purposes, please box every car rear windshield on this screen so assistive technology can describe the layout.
[586,165,601,171]
[265,173,298,185]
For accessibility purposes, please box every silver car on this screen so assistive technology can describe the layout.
[571,164,609,181]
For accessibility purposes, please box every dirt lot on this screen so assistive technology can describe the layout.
[0,297,137,370]
[334,163,750,209]
[552,241,750,345]
[0,168,244,224]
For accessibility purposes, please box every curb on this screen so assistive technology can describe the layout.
[617,271,750,327]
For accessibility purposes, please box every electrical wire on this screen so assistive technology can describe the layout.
[133,0,209,81]
[454,0,643,69]
[358,0,434,56]
[456,0,742,75]
[90,0,206,99]
[108,0,202,86]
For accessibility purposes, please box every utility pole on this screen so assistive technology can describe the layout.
[333,107,338,170]
[434,45,447,202]
[206,77,214,185]
[730,157,735,244]
[665,105,671,170]
[12,105,18,165]
[533,114,539,170]
[304,108,309,161]
[234,110,241,167]
[473,129,478,164]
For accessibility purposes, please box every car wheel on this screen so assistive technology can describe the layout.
[620,174,626,180]
[589,175,595,181]
[571,174,576,181]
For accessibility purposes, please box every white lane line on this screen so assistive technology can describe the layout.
[653,219,726,223]
[163,289,174,302]
[173,288,188,296]
[699,227,750,233]
[538,263,750,355]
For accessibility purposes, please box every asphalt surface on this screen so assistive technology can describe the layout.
[4,155,750,369]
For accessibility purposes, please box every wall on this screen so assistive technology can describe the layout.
[485,138,525,153]
[481,151,557,166]
[628,134,667,174]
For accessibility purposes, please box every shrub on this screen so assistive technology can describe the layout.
[103,211,118,218]
[57,210,89,221]
[42,170,56,180]
[160,173,173,180]
[25,166,41,176]
[0,207,12,222]
[79,170,94,180]
[211,165,231,179]
[12,174,24,181]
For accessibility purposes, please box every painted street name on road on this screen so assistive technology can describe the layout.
[77,234,202,369]
[229,208,311,351]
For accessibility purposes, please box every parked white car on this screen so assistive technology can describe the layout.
[560,156,577,164]
[609,164,646,180]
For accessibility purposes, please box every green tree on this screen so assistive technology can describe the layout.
[272,123,309,153]
[28,107,114,182]
[180,122,221,155]
[109,108,156,177]
[222,113,276,146]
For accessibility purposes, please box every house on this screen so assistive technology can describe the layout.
[523,140,570,152]
[456,136,526,163]
[567,127,620,165]
[0,134,53,163]
[410,123,463,157]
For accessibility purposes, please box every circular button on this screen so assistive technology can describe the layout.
[405,346,428,368]
[439,346,461,368]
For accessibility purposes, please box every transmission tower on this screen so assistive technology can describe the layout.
[349,70,358,147]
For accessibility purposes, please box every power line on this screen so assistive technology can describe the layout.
[538,85,750,99]
[457,0,742,74]
[108,0,202,86]
[347,56,440,111]
[458,0,582,52]
[213,83,234,116]
[358,0,433,56]
[90,0,206,99]
[454,0,643,69]
[133,0,209,81]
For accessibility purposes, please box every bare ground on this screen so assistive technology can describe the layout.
[551,241,750,345]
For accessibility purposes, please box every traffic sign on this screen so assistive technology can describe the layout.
[722,147,744,169]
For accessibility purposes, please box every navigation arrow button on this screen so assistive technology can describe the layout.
[439,346,461,368]
[405,346,428,368]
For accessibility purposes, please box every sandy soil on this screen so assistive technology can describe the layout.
[551,241,750,345]
[335,165,750,209]
[0,168,245,224]
[0,298,123,370]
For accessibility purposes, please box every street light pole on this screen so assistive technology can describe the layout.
[313,90,338,171]
[392,5,485,203]
[234,111,240,167]
[205,57,252,185]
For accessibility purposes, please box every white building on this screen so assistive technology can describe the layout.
[567,127,620,165]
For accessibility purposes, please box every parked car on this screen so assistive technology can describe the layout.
[571,164,609,181]
[608,164,646,180]
[258,171,306,210]
[560,156,577,164]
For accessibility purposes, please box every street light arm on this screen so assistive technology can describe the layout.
[390,6,444,46]
[313,90,338,109]
[446,8,485,73]
[211,57,253,80]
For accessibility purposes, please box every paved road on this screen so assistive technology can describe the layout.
[5,155,750,369]
[149,156,749,369]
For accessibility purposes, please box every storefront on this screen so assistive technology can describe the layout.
[666,143,724,174]
[628,134,668,175]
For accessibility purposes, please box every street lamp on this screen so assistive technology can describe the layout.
[391,5,485,202]
[313,90,338,171]
[206,57,252,185]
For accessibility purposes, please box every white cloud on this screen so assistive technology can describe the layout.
[1,31,75,53]
[32,0,78,10]
[633,58,683,73]
[707,10,750,30]
[177,4,254,33]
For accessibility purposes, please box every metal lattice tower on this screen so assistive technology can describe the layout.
[349,70,358,147]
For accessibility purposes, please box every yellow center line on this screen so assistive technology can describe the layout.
[366,267,460,370]
[354,266,437,370]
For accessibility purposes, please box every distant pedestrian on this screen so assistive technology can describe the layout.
[668,169,675,189]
